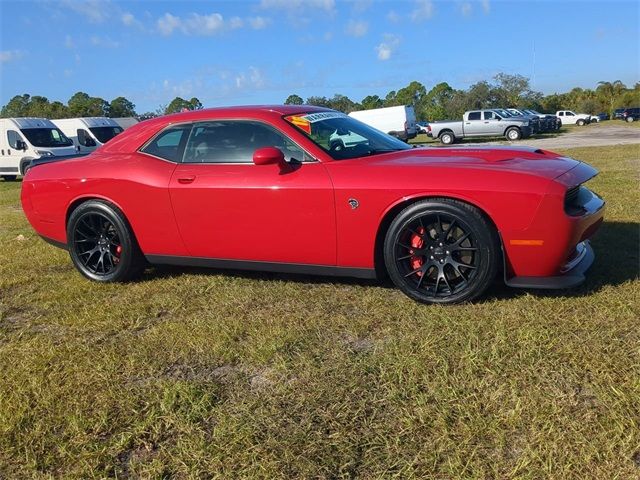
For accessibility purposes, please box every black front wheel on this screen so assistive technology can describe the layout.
[67,200,145,282]
[384,199,499,304]
[1,175,17,182]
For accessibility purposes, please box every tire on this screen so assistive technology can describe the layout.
[439,131,455,145]
[1,175,18,181]
[576,119,585,126]
[383,198,499,304]
[505,127,522,141]
[627,116,634,123]
[20,159,32,176]
[67,200,145,282]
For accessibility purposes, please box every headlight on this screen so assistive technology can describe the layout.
[35,150,54,157]
[523,122,530,126]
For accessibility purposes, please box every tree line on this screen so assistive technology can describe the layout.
[285,75,639,120]
[0,93,203,119]
[1,74,638,121]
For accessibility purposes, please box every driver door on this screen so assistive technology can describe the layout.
[169,120,336,265]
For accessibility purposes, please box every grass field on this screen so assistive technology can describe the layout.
[1,144,639,478]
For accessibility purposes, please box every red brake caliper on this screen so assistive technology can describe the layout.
[410,227,425,276]
[114,245,122,263]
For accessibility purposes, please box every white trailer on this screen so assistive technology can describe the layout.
[348,105,417,141]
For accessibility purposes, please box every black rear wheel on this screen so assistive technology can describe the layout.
[1,175,17,181]
[67,200,145,282]
[384,199,499,304]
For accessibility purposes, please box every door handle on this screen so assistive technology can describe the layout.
[177,176,195,184]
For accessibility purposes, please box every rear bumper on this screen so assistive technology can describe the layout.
[505,241,594,289]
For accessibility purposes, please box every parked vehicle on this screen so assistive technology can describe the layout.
[349,105,417,141]
[112,117,140,130]
[53,117,124,153]
[416,121,430,134]
[613,108,625,120]
[503,108,543,133]
[0,118,76,180]
[556,110,591,126]
[589,113,609,122]
[428,109,532,144]
[516,108,561,131]
[21,106,604,304]
[621,107,640,122]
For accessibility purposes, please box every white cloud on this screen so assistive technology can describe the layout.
[121,12,143,28]
[387,10,400,23]
[157,13,181,35]
[229,16,244,29]
[461,2,472,17]
[411,0,434,22]
[90,36,120,48]
[482,0,491,14]
[61,0,111,23]
[0,50,24,63]
[259,0,335,12]
[64,35,75,49]
[157,12,268,36]
[375,34,400,61]
[235,66,266,89]
[346,19,368,37]
[248,16,269,29]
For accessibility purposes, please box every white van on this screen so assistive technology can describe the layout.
[112,117,139,130]
[348,105,418,142]
[53,117,124,153]
[0,118,77,180]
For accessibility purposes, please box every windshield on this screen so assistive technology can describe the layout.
[493,109,514,118]
[20,128,73,147]
[284,111,411,160]
[90,126,124,144]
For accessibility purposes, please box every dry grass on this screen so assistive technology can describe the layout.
[0,144,638,478]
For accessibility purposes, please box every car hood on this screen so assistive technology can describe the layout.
[354,146,583,181]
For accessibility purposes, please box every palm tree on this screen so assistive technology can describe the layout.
[596,80,627,117]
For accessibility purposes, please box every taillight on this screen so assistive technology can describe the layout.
[427,125,432,132]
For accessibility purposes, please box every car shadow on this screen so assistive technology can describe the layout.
[144,221,639,302]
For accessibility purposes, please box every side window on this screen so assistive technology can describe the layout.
[558,112,564,116]
[141,124,192,162]
[483,111,496,120]
[468,111,481,121]
[7,130,22,149]
[566,111,575,116]
[183,120,307,164]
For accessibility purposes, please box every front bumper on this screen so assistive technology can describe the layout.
[505,241,594,289]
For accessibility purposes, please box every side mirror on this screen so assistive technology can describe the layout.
[253,146,286,166]
[16,139,27,151]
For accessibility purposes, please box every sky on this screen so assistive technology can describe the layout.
[0,0,638,113]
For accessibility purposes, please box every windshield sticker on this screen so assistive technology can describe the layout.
[286,115,312,134]
[301,112,347,123]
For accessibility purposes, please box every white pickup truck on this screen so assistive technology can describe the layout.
[555,110,591,126]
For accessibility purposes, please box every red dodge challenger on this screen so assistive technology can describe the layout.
[21,106,605,304]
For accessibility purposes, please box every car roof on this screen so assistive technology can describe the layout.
[98,105,334,154]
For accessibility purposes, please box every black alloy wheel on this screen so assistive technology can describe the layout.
[67,200,144,282]
[384,199,499,304]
